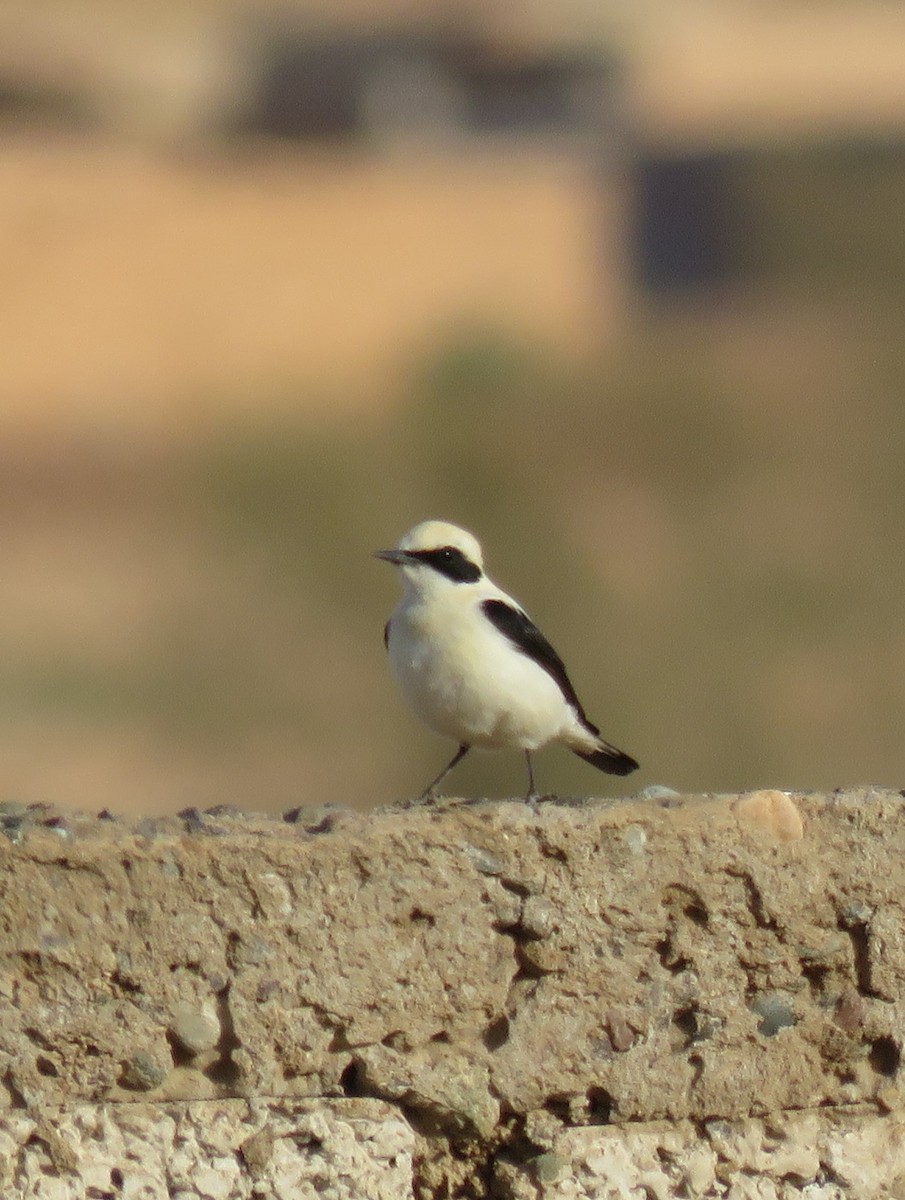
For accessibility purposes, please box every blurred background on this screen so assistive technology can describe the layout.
[2,0,905,814]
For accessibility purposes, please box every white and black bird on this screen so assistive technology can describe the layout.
[375,520,638,802]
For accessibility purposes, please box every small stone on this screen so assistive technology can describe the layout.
[704,1118,733,1142]
[120,1052,169,1091]
[607,1010,635,1052]
[622,824,647,854]
[462,845,504,875]
[241,1125,275,1174]
[178,807,206,833]
[520,896,557,939]
[170,1006,221,1056]
[638,785,682,803]
[734,790,804,842]
[834,988,864,1033]
[839,902,873,927]
[532,1152,567,1183]
[0,817,24,844]
[750,993,796,1036]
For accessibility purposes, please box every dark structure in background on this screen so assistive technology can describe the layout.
[4,12,901,305]
[633,136,905,295]
[229,28,620,146]
[0,78,91,132]
[632,151,744,291]
[231,25,905,301]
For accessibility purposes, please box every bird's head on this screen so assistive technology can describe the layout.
[375,520,485,594]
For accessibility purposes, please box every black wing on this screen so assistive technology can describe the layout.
[481,598,594,730]
[482,598,639,775]
[383,620,391,650]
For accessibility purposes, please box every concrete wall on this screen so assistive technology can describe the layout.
[0,787,903,1196]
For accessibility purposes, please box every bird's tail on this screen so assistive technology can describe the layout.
[568,720,639,776]
[572,743,639,776]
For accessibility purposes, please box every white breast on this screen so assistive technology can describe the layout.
[387,592,576,751]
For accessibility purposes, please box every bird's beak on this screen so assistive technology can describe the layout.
[373,548,412,566]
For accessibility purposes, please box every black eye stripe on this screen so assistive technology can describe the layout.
[408,546,482,583]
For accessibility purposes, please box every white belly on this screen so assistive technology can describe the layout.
[387,601,575,750]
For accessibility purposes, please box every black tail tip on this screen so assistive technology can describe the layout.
[574,747,639,777]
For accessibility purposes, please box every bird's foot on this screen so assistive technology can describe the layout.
[525,791,555,808]
[410,788,439,809]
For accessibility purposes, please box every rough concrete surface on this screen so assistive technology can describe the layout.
[0,788,903,1197]
[0,1098,414,1199]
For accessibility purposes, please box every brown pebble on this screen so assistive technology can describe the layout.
[734,790,804,843]
[607,1010,635,1052]
[834,988,864,1033]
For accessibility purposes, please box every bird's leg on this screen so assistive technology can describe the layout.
[418,744,470,803]
[524,751,539,805]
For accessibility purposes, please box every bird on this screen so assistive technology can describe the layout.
[375,520,638,803]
